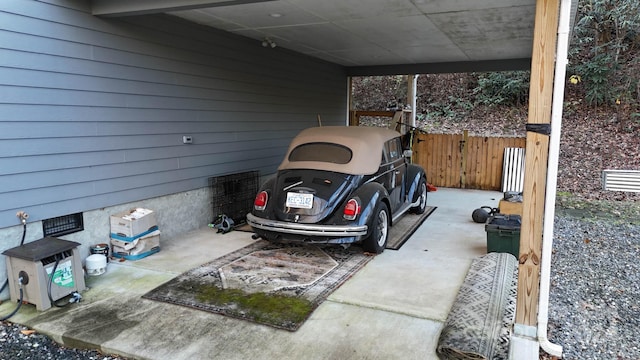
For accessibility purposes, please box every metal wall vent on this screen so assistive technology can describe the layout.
[42,212,84,237]
[602,170,640,192]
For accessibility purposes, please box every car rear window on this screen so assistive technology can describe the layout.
[288,142,352,164]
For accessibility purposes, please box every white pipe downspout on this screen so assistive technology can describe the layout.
[411,74,418,128]
[538,0,571,357]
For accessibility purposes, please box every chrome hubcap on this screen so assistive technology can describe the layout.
[376,210,388,247]
[419,183,427,210]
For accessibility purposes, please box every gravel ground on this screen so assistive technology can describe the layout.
[0,321,126,360]
[1,211,638,360]
[546,213,640,360]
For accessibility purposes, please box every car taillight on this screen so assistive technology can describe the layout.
[254,191,268,211]
[343,198,360,220]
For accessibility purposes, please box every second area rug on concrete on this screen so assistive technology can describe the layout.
[142,240,373,331]
[436,252,518,360]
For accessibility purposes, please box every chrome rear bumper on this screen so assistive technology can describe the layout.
[246,213,368,237]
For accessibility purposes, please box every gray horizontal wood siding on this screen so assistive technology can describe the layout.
[0,0,347,228]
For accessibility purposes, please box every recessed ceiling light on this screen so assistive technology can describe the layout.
[269,13,283,18]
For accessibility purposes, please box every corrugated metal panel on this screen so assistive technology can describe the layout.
[602,170,640,192]
[501,147,526,192]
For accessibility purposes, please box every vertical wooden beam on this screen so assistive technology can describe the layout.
[460,130,468,188]
[349,111,358,126]
[516,0,560,326]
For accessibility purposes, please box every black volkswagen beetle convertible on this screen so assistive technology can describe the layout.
[247,126,428,253]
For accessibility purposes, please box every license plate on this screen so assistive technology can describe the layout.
[286,192,314,209]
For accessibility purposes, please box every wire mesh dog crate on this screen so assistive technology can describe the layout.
[209,171,260,225]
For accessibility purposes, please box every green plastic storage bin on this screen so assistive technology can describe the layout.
[485,214,521,258]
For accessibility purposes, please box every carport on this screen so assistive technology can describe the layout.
[92,1,575,357]
[1,1,577,358]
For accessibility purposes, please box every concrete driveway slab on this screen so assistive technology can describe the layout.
[0,188,503,360]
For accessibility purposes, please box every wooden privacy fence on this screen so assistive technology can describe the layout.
[412,131,526,190]
[348,112,525,191]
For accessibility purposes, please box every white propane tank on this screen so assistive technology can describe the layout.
[85,254,107,276]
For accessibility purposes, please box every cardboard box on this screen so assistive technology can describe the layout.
[110,229,159,250]
[110,238,139,251]
[110,208,157,240]
[112,234,160,260]
[129,235,160,255]
[499,199,523,216]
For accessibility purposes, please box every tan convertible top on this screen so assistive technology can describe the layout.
[278,126,401,175]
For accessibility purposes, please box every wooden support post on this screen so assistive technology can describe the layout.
[392,111,403,130]
[516,0,560,326]
[349,110,358,126]
[460,130,468,188]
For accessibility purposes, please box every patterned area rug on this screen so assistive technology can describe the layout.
[386,206,437,250]
[436,252,518,360]
[142,240,373,331]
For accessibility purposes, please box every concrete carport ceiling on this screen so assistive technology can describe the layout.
[90,0,578,75]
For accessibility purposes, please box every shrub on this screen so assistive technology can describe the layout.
[571,52,616,107]
[473,71,530,107]
[570,0,640,108]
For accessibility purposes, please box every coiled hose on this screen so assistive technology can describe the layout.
[0,281,24,321]
[47,257,72,308]
[0,222,27,295]
[0,222,28,320]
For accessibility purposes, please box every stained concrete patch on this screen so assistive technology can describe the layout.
[16,265,174,351]
[61,307,139,349]
[22,295,151,352]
